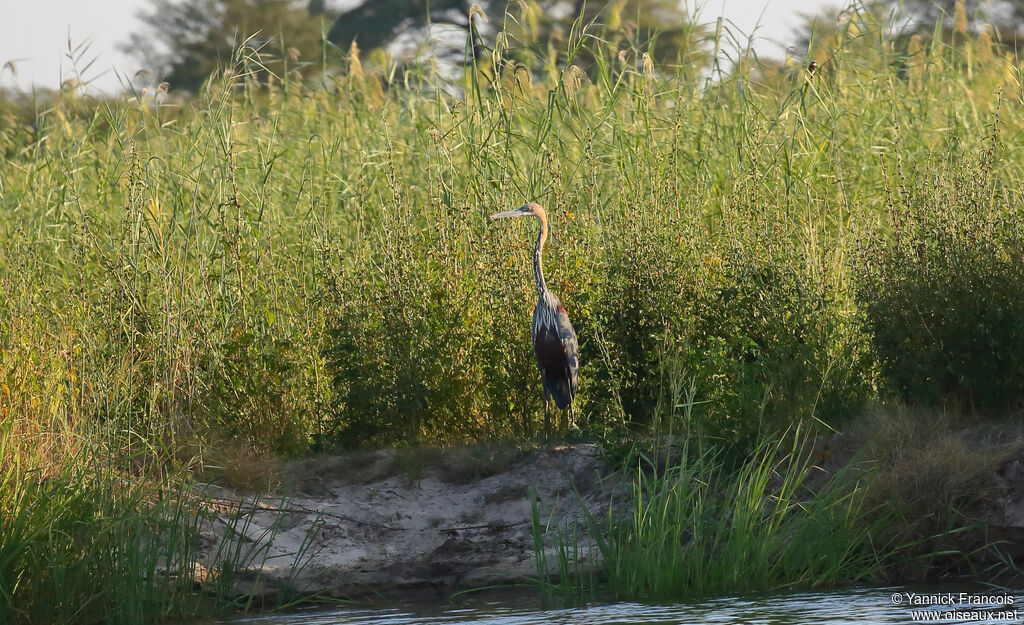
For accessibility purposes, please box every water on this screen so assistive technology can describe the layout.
[222,587,1023,624]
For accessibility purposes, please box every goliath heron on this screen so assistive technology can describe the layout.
[491,202,579,433]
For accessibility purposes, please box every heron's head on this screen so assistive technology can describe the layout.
[491,202,545,220]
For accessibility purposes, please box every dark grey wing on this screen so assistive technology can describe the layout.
[553,304,579,407]
[533,296,580,411]
[533,321,572,409]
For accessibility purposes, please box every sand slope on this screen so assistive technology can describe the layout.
[195,444,618,601]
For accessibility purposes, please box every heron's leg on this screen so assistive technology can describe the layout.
[543,392,551,436]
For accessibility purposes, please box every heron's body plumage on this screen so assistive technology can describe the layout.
[532,291,578,410]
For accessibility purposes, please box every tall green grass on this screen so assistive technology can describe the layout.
[0,421,329,623]
[532,433,891,601]
[608,439,887,598]
[0,423,205,624]
[2,5,1023,454]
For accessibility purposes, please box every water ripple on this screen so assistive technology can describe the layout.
[222,586,1023,625]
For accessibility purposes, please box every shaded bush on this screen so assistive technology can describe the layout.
[198,324,308,454]
[855,135,1024,412]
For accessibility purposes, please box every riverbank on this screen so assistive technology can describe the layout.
[190,412,1024,605]
[192,443,619,603]
[5,412,1024,622]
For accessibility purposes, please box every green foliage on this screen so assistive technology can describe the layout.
[855,130,1024,412]
[202,325,307,453]
[3,4,1024,456]
[533,434,894,600]
[0,428,203,624]
[322,172,595,444]
[125,0,328,91]
[324,198,539,444]
[592,218,872,447]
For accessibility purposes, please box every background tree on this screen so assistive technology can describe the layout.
[125,0,710,92]
[326,0,474,58]
[897,0,1023,46]
[791,0,1021,66]
[123,0,331,92]
[790,3,890,69]
[326,0,708,71]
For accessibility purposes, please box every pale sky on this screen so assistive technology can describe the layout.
[0,0,837,93]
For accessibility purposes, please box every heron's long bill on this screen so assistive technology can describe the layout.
[491,208,526,220]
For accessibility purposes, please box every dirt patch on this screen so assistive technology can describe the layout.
[194,443,620,601]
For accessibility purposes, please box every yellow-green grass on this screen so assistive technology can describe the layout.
[4,9,1021,454]
[2,5,1024,619]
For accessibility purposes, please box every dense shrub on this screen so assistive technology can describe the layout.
[855,136,1024,412]
[592,211,872,449]
[197,324,309,453]
[323,206,540,445]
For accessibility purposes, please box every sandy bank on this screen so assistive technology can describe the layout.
[194,443,620,601]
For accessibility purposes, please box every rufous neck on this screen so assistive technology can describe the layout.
[532,210,548,296]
